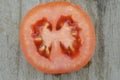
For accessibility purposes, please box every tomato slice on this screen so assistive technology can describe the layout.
[20,2,96,74]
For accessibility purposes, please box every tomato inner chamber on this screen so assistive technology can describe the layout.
[32,16,81,58]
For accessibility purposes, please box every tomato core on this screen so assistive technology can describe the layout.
[32,16,81,58]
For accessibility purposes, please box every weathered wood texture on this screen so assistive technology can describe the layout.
[0,0,120,80]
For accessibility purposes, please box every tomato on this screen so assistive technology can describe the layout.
[20,2,96,74]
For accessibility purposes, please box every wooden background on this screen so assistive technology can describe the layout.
[0,0,120,80]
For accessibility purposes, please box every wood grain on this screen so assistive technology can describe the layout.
[0,0,120,80]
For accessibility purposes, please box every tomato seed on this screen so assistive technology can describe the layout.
[70,45,74,52]
[34,37,42,41]
[44,23,49,29]
[46,47,50,55]
[72,31,77,37]
[39,45,46,51]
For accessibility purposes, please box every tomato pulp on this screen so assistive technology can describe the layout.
[20,2,96,74]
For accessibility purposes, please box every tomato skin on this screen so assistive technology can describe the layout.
[20,2,96,74]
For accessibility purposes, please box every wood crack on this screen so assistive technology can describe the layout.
[16,0,22,80]
[94,0,108,80]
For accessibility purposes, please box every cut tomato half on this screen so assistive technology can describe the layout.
[20,2,96,74]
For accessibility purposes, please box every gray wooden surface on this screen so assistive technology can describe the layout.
[0,0,120,80]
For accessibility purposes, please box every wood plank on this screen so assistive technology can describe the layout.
[102,0,120,80]
[0,0,21,80]
[18,1,43,80]
[72,0,120,80]
[58,0,98,80]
